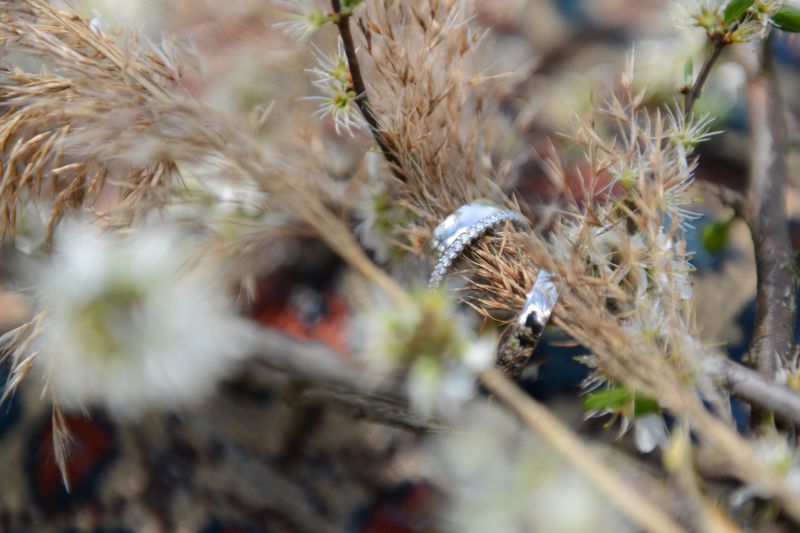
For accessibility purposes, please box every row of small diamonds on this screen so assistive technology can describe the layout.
[428,209,526,290]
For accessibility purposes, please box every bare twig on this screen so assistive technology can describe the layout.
[683,39,726,116]
[706,356,800,426]
[330,0,404,178]
[250,326,444,433]
[251,326,369,387]
[293,387,448,434]
[480,368,685,533]
[744,40,796,381]
[701,181,746,216]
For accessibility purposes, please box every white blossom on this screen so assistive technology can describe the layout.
[303,38,367,136]
[30,222,255,418]
[731,433,800,507]
[633,413,670,453]
[432,403,633,533]
[360,290,496,418]
[274,0,334,41]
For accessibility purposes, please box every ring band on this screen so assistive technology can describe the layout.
[497,269,559,377]
[427,200,526,290]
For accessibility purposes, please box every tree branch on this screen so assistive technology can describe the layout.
[252,322,800,526]
[705,356,800,426]
[250,326,444,433]
[292,386,447,434]
[331,1,405,179]
[744,40,796,381]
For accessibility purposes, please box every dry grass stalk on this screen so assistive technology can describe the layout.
[351,0,519,239]
[481,368,685,533]
[0,0,187,240]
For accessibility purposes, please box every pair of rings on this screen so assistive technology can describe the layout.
[427,200,559,376]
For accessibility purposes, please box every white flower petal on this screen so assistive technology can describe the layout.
[633,413,669,454]
[33,222,255,418]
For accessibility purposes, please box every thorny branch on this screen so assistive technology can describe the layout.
[330,0,405,179]
[744,40,797,381]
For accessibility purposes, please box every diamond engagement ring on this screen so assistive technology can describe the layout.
[427,200,526,290]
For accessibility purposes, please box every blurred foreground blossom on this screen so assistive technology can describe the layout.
[431,403,632,533]
[354,152,414,263]
[632,413,670,454]
[731,432,800,507]
[360,289,495,418]
[26,222,255,417]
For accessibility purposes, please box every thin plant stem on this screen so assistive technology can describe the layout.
[683,39,726,116]
[331,0,405,179]
[480,368,685,533]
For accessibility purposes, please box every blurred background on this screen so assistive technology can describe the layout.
[1,0,800,531]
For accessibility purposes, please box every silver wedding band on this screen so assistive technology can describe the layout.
[496,269,559,376]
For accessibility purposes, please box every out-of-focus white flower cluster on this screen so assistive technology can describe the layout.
[731,432,800,507]
[360,289,495,418]
[164,171,276,232]
[28,222,255,418]
[354,153,413,263]
[430,402,633,533]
